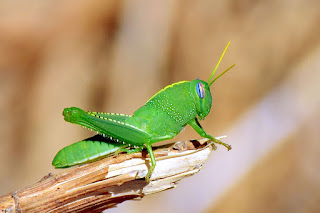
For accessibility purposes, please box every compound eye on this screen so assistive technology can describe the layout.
[196,82,205,99]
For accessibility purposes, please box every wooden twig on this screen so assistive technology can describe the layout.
[0,138,215,213]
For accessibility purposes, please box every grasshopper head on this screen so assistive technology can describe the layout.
[191,42,235,120]
[190,79,212,120]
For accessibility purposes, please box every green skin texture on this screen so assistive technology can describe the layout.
[52,135,143,168]
[52,79,231,182]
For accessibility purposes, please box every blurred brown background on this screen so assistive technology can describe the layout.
[1,1,320,213]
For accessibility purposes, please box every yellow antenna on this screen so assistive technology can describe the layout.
[209,64,235,86]
[207,41,232,85]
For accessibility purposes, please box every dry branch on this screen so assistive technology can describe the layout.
[0,138,215,212]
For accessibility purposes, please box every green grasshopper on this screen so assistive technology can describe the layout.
[52,42,234,182]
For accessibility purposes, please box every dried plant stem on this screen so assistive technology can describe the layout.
[0,139,214,213]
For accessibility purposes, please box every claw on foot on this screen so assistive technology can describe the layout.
[210,142,217,150]
[211,137,232,151]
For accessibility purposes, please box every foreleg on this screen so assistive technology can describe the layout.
[188,118,231,151]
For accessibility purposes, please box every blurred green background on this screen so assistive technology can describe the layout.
[1,1,320,212]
